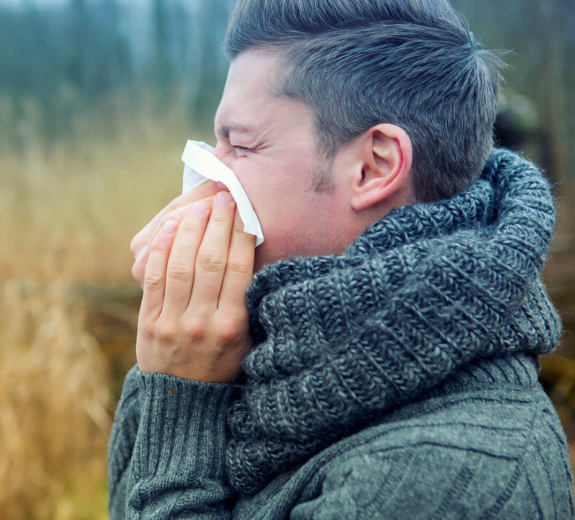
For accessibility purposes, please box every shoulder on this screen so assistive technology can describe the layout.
[292,385,574,519]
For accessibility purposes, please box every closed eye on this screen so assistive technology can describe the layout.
[232,145,253,151]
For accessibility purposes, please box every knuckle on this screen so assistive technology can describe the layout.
[210,213,231,227]
[139,320,155,338]
[144,270,164,289]
[180,214,202,233]
[168,260,193,282]
[150,230,172,253]
[157,322,178,343]
[197,249,225,273]
[184,318,206,342]
[149,238,166,254]
[216,318,243,344]
[226,258,251,276]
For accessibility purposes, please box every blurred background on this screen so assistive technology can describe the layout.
[0,0,573,517]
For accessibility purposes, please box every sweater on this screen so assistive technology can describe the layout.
[108,149,575,518]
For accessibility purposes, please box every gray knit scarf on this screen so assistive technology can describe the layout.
[225,148,562,495]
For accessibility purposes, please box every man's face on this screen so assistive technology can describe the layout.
[214,50,360,272]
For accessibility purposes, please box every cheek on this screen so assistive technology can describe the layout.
[232,155,315,252]
[233,158,298,213]
[232,161,281,238]
[232,160,260,207]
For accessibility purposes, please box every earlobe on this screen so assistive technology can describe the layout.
[351,125,412,212]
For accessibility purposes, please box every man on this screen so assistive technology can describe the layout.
[108,0,575,518]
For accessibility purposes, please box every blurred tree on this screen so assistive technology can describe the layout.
[192,0,232,128]
[0,0,572,182]
[67,0,91,92]
[453,0,575,219]
[151,0,172,98]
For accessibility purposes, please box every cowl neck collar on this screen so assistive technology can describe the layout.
[225,149,562,495]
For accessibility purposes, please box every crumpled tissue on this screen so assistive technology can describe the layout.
[181,140,264,246]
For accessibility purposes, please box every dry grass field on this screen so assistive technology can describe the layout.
[1,107,574,518]
[0,108,207,518]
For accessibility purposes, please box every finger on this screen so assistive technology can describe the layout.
[162,199,212,316]
[217,209,256,312]
[132,195,217,288]
[187,191,236,316]
[146,181,225,239]
[140,220,179,321]
[131,181,226,260]
[147,195,216,256]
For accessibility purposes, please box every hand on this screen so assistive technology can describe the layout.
[136,191,256,383]
[131,181,229,289]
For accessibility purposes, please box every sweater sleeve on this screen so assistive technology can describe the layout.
[124,371,237,519]
[108,364,141,519]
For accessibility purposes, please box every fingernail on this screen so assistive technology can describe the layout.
[191,201,207,215]
[216,181,227,190]
[163,221,177,234]
[216,191,233,205]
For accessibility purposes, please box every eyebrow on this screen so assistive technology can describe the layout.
[217,123,255,140]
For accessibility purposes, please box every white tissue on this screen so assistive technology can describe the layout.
[181,140,264,246]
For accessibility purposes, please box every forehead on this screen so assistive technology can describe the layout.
[215,50,289,131]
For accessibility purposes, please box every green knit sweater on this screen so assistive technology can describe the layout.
[108,354,574,518]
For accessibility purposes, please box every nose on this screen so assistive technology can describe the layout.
[213,144,226,162]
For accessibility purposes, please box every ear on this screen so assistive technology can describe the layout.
[351,124,412,212]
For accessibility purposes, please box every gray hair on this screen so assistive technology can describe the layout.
[224,0,505,202]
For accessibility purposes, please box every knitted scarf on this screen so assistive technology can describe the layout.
[225,148,562,495]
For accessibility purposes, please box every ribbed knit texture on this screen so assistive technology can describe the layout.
[123,373,236,518]
[226,148,563,494]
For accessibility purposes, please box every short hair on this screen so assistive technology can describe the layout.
[224,0,505,203]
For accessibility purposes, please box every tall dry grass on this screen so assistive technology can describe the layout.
[0,96,201,283]
[0,279,109,519]
[0,101,208,518]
